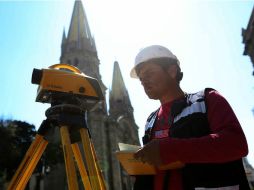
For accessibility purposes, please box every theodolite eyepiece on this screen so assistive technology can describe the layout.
[31,68,43,85]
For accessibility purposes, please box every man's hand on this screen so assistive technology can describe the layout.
[134,139,162,167]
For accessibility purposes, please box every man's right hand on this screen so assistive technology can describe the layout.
[134,139,162,167]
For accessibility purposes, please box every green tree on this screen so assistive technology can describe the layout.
[0,119,36,189]
[0,119,65,189]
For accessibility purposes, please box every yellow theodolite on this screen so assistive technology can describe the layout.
[32,63,103,108]
[7,64,106,190]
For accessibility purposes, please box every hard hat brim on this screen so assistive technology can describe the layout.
[130,57,180,79]
[130,67,138,78]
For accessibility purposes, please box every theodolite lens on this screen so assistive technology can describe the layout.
[31,69,43,85]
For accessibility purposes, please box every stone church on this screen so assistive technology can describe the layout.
[39,0,140,189]
[242,5,254,189]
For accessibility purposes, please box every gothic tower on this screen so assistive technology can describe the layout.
[109,61,139,145]
[59,0,111,187]
[108,61,140,190]
[242,6,254,188]
[43,0,140,189]
[60,0,107,104]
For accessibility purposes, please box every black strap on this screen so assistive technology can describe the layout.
[133,175,154,190]
[163,171,170,190]
[143,109,159,145]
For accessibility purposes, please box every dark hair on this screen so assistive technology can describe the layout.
[136,57,183,84]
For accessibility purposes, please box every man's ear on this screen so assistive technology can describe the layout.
[167,64,178,79]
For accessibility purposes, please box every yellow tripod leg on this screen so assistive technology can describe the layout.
[79,128,104,190]
[17,138,47,190]
[72,143,92,190]
[91,144,107,190]
[60,126,79,190]
[7,134,48,190]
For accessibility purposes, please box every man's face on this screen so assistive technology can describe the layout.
[137,62,175,100]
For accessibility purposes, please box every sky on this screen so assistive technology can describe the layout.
[0,0,254,166]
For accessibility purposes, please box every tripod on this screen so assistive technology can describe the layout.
[7,104,106,190]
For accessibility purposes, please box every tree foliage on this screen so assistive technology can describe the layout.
[0,119,65,189]
[0,119,36,188]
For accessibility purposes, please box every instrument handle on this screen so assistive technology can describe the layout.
[49,64,82,74]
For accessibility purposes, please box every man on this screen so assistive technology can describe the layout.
[130,45,250,190]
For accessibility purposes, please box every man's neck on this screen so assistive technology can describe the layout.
[159,86,185,104]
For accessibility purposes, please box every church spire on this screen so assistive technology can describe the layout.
[61,28,66,54]
[62,28,66,44]
[111,61,127,98]
[66,0,96,51]
[60,0,107,111]
[109,61,133,118]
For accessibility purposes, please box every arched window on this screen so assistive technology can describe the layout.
[117,99,122,103]
[74,58,79,66]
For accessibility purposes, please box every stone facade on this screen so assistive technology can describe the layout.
[243,158,254,189]
[43,0,140,189]
[242,6,254,75]
[242,6,254,189]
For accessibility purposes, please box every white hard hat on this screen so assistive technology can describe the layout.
[130,45,179,78]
